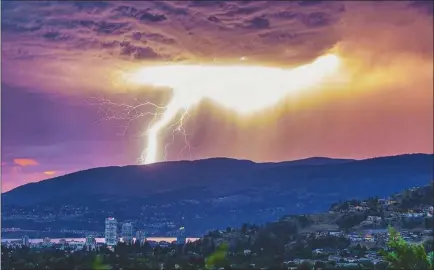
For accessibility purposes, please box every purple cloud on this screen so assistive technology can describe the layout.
[1,1,432,192]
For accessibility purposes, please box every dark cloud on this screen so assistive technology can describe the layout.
[246,15,270,29]
[112,5,168,23]
[188,1,228,8]
[134,32,177,45]
[409,0,433,14]
[152,2,189,16]
[207,15,220,23]
[97,40,164,60]
[111,5,141,18]
[1,1,432,71]
[1,21,42,33]
[81,20,132,35]
[274,11,298,20]
[119,42,162,60]
[42,31,71,41]
[297,0,324,7]
[0,1,346,63]
[222,6,262,17]
[301,12,331,27]
[72,1,112,12]
[258,31,297,41]
[138,12,167,23]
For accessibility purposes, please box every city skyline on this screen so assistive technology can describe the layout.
[2,1,433,192]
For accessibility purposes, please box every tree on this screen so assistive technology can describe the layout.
[336,212,366,231]
[92,255,111,270]
[205,243,228,269]
[380,226,434,269]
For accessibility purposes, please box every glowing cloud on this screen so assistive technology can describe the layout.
[120,54,341,164]
[43,171,56,176]
[13,158,39,167]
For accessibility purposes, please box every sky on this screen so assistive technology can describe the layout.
[1,0,433,192]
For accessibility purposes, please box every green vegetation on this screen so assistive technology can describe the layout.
[380,226,433,270]
[92,255,111,270]
[395,181,434,211]
[205,243,228,269]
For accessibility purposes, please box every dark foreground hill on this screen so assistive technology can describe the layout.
[2,154,433,237]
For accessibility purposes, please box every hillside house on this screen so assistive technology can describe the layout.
[367,216,382,222]
[423,206,433,215]
[329,231,344,237]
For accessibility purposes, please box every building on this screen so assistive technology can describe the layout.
[177,226,186,245]
[85,235,97,250]
[122,222,134,244]
[105,217,118,246]
[135,230,146,245]
[329,231,343,237]
[424,206,433,217]
[21,235,30,247]
[42,237,51,246]
[244,249,252,256]
[69,241,85,250]
[367,216,382,222]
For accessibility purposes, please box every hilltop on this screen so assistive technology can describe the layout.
[2,154,433,237]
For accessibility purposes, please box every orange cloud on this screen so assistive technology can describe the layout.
[13,158,39,167]
[43,171,56,176]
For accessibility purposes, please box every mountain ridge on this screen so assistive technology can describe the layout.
[2,154,432,235]
[4,156,353,194]
[3,154,431,203]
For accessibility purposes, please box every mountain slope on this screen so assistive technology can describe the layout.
[2,154,432,236]
[2,156,354,206]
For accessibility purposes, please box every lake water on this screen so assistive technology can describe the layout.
[1,237,200,244]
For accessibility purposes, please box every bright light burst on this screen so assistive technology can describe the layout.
[94,54,341,165]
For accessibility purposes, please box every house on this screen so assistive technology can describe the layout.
[367,216,382,222]
[243,249,251,256]
[386,200,397,206]
[328,255,342,262]
[402,212,425,219]
[363,234,375,242]
[423,206,433,215]
[313,248,324,254]
[423,230,433,236]
[329,231,343,237]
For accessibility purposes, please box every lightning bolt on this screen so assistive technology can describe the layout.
[89,94,193,164]
[91,53,341,166]
[139,95,192,164]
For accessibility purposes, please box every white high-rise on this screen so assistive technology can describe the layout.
[122,222,133,244]
[105,217,118,246]
[176,226,186,245]
[22,235,30,247]
[135,230,146,245]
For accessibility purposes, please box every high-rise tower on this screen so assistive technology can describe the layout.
[122,222,134,245]
[105,217,118,246]
[176,226,186,245]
